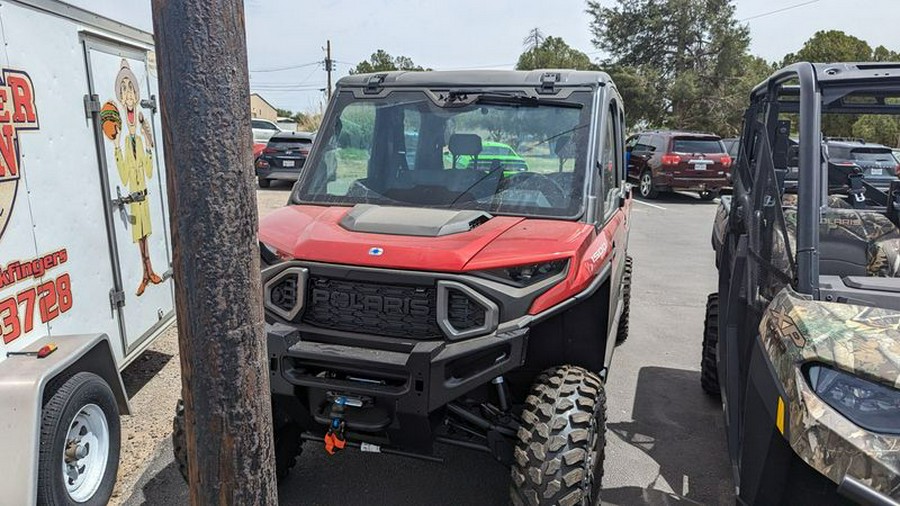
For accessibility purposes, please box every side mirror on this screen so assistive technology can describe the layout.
[619,183,632,207]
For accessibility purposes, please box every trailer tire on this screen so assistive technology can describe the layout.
[701,293,721,397]
[37,372,120,506]
[173,398,302,482]
[615,256,633,346]
[510,365,606,506]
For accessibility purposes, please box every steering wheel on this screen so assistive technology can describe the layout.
[497,172,568,208]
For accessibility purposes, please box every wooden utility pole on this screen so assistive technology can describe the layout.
[150,0,277,504]
[325,39,333,100]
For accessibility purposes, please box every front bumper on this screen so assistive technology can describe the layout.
[655,173,729,192]
[267,323,528,450]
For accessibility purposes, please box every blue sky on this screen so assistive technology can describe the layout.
[71,0,900,113]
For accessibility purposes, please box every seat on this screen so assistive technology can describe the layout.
[781,195,900,277]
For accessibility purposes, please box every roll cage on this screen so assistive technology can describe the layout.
[730,62,900,300]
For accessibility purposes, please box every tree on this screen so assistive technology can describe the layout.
[276,108,293,118]
[349,50,428,74]
[587,0,757,134]
[523,27,546,52]
[853,115,900,148]
[782,30,873,65]
[516,35,595,71]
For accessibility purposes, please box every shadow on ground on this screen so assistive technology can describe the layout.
[121,350,175,398]
[127,438,510,505]
[637,191,723,206]
[602,366,733,505]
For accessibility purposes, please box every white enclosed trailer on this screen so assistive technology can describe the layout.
[0,1,175,504]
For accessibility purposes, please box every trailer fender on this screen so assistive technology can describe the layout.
[0,334,129,505]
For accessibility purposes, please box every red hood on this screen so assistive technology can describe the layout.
[259,205,595,272]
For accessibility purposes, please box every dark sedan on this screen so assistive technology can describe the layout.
[256,132,314,188]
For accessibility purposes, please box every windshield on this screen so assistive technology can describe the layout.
[850,148,895,162]
[293,90,593,219]
[672,138,725,154]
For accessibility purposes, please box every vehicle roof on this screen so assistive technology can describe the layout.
[269,132,314,141]
[336,69,613,89]
[825,139,893,149]
[753,62,900,97]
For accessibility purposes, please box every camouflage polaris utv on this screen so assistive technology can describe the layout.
[704,62,900,506]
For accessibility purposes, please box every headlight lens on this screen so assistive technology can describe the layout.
[806,364,900,435]
[475,259,568,287]
[260,242,281,267]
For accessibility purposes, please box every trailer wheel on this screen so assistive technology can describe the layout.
[173,398,302,482]
[615,256,633,346]
[37,372,120,506]
[511,365,606,506]
[701,293,721,397]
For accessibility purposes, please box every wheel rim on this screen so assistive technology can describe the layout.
[640,173,652,196]
[62,403,109,502]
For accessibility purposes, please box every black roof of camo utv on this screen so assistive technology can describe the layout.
[752,62,900,96]
[336,69,615,89]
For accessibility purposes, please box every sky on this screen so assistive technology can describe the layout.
[70,0,900,113]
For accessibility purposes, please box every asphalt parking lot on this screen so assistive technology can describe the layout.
[124,186,734,505]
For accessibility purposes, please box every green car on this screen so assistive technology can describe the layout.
[447,141,528,173]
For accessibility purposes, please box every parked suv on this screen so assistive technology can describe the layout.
[824,138,899,190]
[627,131,732,200]
[175,70,633,505]
[255,132,314,187]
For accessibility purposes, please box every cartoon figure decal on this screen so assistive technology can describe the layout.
[102,59,161,296]
[0,69,39,242]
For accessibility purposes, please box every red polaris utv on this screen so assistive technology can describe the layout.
[178,70,632,504]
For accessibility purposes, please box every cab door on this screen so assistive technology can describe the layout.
[84,37,175,355]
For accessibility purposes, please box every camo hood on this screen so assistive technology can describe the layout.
[761,288,900,497]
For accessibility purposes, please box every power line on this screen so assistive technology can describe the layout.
[250,61,321,73]
[738,0,823,22]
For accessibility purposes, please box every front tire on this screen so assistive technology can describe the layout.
[701,293,721,397]
[511,365,606,506]
[37,372,120,506]
[615,256,633,346]
[638,170,658,199]
[173,398,302,482]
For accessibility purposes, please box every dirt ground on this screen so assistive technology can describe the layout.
[109,184,293,503]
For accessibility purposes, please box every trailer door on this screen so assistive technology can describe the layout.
[84,38,175,354]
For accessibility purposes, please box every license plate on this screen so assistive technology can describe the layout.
[689,160,712,170]
[283,160,295,168]
[871,168,883,176]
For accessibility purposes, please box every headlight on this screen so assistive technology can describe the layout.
[260,242,281,267]
[475,259,568,287]
[806,364,900,434]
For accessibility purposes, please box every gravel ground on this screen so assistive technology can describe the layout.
[110,183,293,503]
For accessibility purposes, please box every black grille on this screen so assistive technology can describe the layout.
[446,288,486,331]
[302,276,441,339]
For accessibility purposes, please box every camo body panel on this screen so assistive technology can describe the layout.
[760,288,900,497]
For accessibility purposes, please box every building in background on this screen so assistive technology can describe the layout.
[250,93,277,121]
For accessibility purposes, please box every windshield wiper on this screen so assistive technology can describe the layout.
[442,90,581,109]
